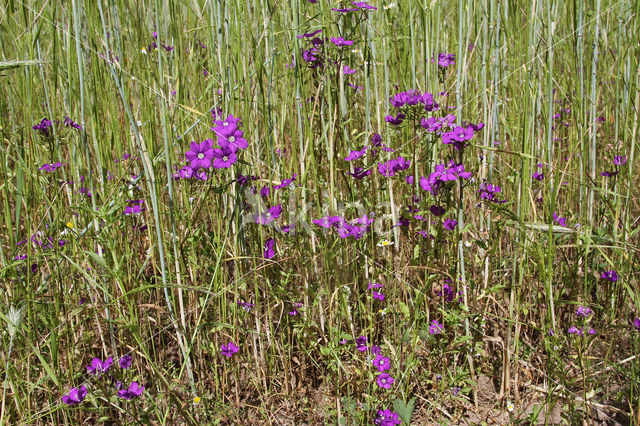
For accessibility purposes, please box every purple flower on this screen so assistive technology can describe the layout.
[117,382,144,400]
[212,145,238,169]
[344,146,367,161]
[384,113,406,126]
[376,373,394,389]
[576,306,593,317]
[429,319,444,335]
[221,342,240,357]
[263,238,275,259]
[87,356,113,376]
[185,139,215,170]
[330,37,354,46]
[39,162,64,173]
[254,204,282,225]
[274,174,298,190]
[349,167,372,179]
[352,1,377,10]
[443,219,457,231]
[478,182,506,203]
[533,170,544,181]
[370,345,382,355]
[332,7,359,12]
[430,205,446,216]
[587,328,596,335]
[297,29,322,39]
[372,355,391,372]
[613,155,626,165]
[553,212,567,227]
[600,270,618,282]
[433,53,455,67]
[62,385,87,405]
[289,302,303,316]
[119,355,132,369]
[124,200,145,215]
[343,65,357,75]
[63,116,82,129]
[633,317,640,330]
[355,335,367,352]
[375,409,402,426]
[32,118,53,136]
[218,127,248,151]
[568,326,581,335]
[237,300,254,312]
[451,387,461,396]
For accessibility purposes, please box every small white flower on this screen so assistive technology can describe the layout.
[377,240,394,247]
[464,240,472,247]
[506,401,514,412]
[383,3,397,9]
[141,48,147,55]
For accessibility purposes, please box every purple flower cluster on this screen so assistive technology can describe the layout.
[388,89,439,111]
[478,181,506,203]
[312,213,374,240]
[62,355,141,405]
[419,161,472,194]
[374,409,402,426]
[432,53,455,67]
[378,156,410,177]
[38,162,64,172]
[368,282,385,301]
[253,204,282,225]
[429,319,444,335]
[32,118,53,136]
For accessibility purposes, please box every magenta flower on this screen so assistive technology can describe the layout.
[274,174,298,189]
[218,127,248,152]
[212,146,238,169]
[348,167,371,179]
[117,382,144,400]
[600,270,618,282]
[330,37,354,46]
[356,335,367,352]
[343,65,357,75]
[186,139,215,170]
[633,317,640,329]
[87,356,113,376]
[221,342,239,357]
[372,355,391,372]
[119,355,132,369]
[352,1,377,10]
[443,219,457,231]
[344,146,367,161]
[553,212,567,227]
[263,238,275,259]
[576,306,593,317]
[375,409,402,426]
[32,118,53,137]
[62,385,87,405]
[385,113,405,126]
[254,204,282,225]
[429,320,444,335]
[297,29,322,39]
[376,373,394,389]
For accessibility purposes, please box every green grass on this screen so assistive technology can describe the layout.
[1,0,639,424]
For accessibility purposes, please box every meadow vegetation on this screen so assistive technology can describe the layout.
[1,0,639,424]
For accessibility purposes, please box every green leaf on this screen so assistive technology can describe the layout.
[393,396,416,424]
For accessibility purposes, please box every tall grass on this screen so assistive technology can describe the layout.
[1,0,639,424]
